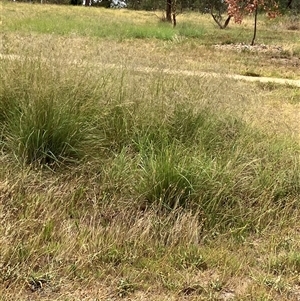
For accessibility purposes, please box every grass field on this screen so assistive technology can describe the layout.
[1,2,300,300]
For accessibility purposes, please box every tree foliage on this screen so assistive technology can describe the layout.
[224,0,280,45]
[225,0,279,23]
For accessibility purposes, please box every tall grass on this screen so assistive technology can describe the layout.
[0,58,100,165]
[1,55,299,229]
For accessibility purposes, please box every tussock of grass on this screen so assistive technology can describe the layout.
[0,59,100,165]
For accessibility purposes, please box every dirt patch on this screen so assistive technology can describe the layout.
[213,43,284,54]
[270,56,300,67]
[213,43,300,78]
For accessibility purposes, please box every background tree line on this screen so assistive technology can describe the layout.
[14,0,300,13]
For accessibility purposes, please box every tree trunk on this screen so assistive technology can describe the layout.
[172,13,176,27]
[172,0,176,27]
[251,5,258,46]
[166,0,172,22]
[286,0,293,9]
[223,16,231,28]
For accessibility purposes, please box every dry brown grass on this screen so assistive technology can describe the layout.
[3,31,300,79]
[1,162,300,300]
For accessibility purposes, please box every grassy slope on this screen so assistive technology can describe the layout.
[1,2,300,301]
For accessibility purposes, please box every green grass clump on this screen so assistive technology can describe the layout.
[8,96,87,165]
[105,101,299,229]
[138,146,197,209]
[0,59,98,165]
